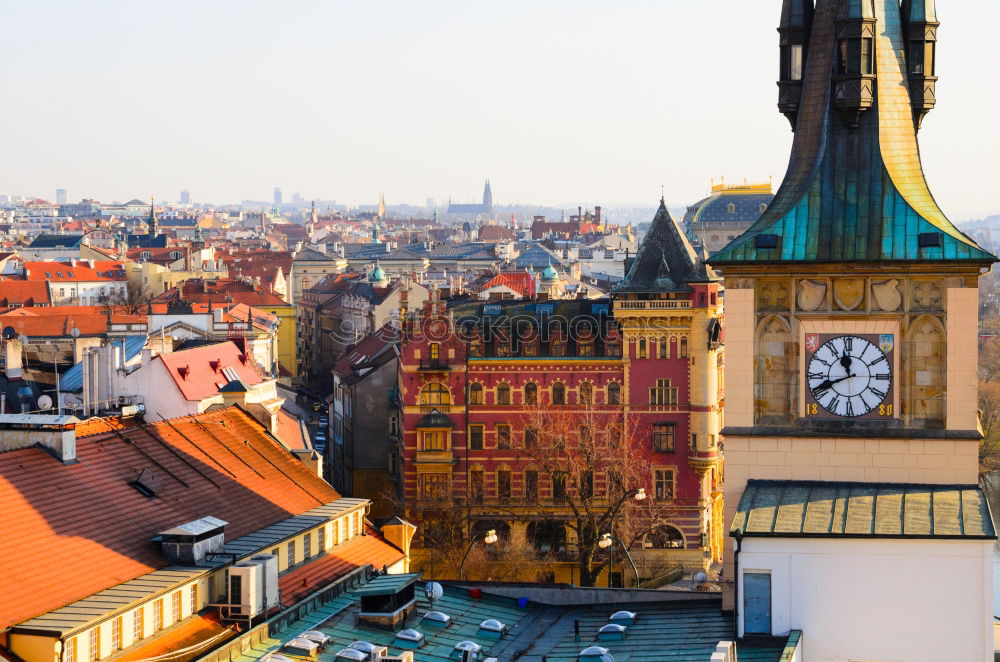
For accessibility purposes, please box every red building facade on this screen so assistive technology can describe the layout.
[398,200,725,583]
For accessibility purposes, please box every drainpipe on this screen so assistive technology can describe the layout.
[732,528,743,640]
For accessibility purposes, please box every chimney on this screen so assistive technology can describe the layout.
[0,414,78,464]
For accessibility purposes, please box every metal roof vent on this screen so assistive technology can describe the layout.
[609,610,636,625]
[333,649,367,662]
[283,638,319,658]
[422,610,451,626]
[453,641,482,660]
[597,623,627,641]
[347,641,385,658]
[393,629,424,648]
[478,619,506,640]
[298,631,330,647]
[579,646,615,662]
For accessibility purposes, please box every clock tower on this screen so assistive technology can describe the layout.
[710,0,995,614]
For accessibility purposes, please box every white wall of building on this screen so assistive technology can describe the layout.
[738,537,994,662]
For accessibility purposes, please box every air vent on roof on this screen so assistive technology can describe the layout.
[298,631,330,647]
[422,611,450,626]
[918,232,942,248]
[348,641,387,660]
[178,365,190,379]
[579,646,614,662]
[478,619,506,639]
[393,629,424,647]
[610,610,636,625]
[283,638,319,659]
[334,649,367,662]
[755,234,779,249]
[453,641,482,660]
[597,623,627,641]
[131,468,163,497]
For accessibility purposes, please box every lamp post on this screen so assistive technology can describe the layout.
[602,487,646,587]
[459,529,498,581]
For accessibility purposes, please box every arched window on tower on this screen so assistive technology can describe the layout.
[552,382,566,405]
[638,339,647,359]
[524,382,538,405]
[680,337,688,358]
[469,382,483,405]
[497,383,511,405]
[419,382,451,406]
[607,382,621,405]
[579,382,593,405]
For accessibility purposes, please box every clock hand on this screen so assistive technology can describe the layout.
[839,355,853,370]
[816,373,856,391]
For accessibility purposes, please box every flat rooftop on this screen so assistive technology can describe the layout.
[228,580,794,662]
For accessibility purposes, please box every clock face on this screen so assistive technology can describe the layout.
[804,334,894,419]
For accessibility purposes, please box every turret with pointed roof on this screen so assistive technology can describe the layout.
[615,198,718,293]
[712,0,992,266]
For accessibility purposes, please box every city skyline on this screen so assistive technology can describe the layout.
[2,2,999,220]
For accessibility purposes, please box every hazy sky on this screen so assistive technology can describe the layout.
[2,1,998,219]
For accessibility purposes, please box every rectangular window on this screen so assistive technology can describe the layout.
[111,618,121,652]
[171,591,182,622]
[579,424,592,445]
[429,343,440,360]
[861,37,874,75]
[553,472,567,504]
[497,470,511,502]
[304,532,313,561]
[132,608,143,643]
[790,44,803,80]
[318,526,326,553]
[577,342,594,357]
[270,547,279,558]
[579,470,594,500]
[469,425,483,451]
[423,430,446,451]
[287,541,296,566]
[654,468,675,500]
[471,470,484,503]
[88,627,99,661]
[649,379,678,405]
[66,637,77,662]
[653,423,675,452]
[497,424,511,449]
[524,427,537,448]
[420,474,450,500]
[690,433,698,451]
[525,470,538,501]
[153,599,163,630]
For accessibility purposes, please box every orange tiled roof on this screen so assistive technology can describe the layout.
[0,280,51,306]
[472,272,536,297]
[0,307,146,336]
[114,614,234,662]
[158,341,264,401]
[275,409,307,451]
[0,406,339,628]
[22,260,127,282]
[278,533,404,606]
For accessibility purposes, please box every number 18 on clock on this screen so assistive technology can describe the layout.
[803,333,895,420]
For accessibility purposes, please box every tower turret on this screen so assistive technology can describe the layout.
[832,0,877,128]
[148,198,158,238]
[901,0,939,129]
[777,0,815,129]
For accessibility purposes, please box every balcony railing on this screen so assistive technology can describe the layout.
[614,300,691,310]
[418,357,451,371]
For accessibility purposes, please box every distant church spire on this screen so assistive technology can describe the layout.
[148,197,158,237]
[377,192,386,220]
[482,179,493,211]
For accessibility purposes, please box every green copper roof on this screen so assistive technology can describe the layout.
[712,0,993,265]
[732,480,996,539]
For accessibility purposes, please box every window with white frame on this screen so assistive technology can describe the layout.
[304,532,313,560]
[318,525,326,553]
[287,541,296,566]
[153,599,163,630]
[111,617,121,651]
[88,627,99,661]
[171,591,182,622]
[189,584,197,615]
[66,637,77,662]
[132,607,143,642]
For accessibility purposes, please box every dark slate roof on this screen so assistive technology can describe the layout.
[712,0,994,265]
[415,412,453,428]
[732,480,996,540]
[511,244,562,270]
[683,192,774,226]
[27,234,84,248]
[615,199,716,292]
[294,247,336,262]
[342,243,389,259]
[159,218,198,227]
[126,233,168,249]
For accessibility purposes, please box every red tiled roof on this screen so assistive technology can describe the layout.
[115,613,234,662]
[0,406,339,628]
[471,272,536,297]
[277,533,405,606]
[0,306,146,336]
[158,341,264,401]
[153,279,289,307]
[334,323,399,376]
[0,280,51,306]
[275,409,307,451]
[22,260,127,282]
[478,225,516,242]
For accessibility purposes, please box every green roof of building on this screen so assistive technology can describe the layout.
[731,480,996,540]
[351,572,419,596]
[711,0,993,265]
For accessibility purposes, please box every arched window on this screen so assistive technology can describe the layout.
[660,337,669,359]
[680,336,688,358]
[524,382,538,405]
[469,382,483,405]
[638,339,647,359]
[552,382,566,405]
[497,383,511,405]
[646,525,686,549]
[419,382,451,406]
[579,382,593,405]
[607,382,621,405]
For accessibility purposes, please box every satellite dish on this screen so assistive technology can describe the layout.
[37,395,53,410]
[62,394,80,407]
[2,326,15,340]
[425,582,444,603]
[694,571,708,584]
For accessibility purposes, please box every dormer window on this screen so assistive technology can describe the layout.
[140,251,151,261]
[170,251,182,260]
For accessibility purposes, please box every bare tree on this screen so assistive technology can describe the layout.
[515,402,676,587]
[96,280,154,315]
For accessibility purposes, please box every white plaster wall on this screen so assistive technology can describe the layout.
[119,359,198,419]
[738,537,993,662]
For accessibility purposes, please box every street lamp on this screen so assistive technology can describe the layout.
[459,529,498,581]
[603,487,647,588]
